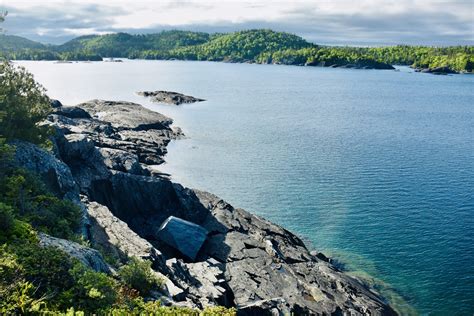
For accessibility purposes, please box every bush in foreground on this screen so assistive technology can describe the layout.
[118,257,163,296]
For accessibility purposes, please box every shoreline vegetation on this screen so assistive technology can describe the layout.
[1,29,473,74]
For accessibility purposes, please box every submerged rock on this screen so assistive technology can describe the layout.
[157,216,208,261]
[137,90,205,105]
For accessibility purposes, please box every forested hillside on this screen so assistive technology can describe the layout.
[56,31,211,55]
[0,34,46,51]
[1,29,473,72]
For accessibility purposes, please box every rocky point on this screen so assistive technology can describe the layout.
[13,99,397,315]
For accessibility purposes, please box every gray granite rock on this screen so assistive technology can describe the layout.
[77,99,172,130]
[47,100,180,166]
[38,233,110,273]
[157,216,208,261]
[86,200,164,263]
[97,147,143,175]
[12,140,89,237]
[12,140,77,199]
[55,106,92,119]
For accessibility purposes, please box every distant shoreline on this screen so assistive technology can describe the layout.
[3,29,472,73]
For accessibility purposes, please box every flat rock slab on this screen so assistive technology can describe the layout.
[77,99,172,130]
[137,91,205,105]
[157,216,208,261]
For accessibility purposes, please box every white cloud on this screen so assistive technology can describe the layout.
[1,0,472,45]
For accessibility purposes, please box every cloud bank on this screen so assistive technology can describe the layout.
[1,0,473,45]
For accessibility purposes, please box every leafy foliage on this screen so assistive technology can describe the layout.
[0,62,51,143]
[0,168,82,240]
[62,263,118,312]
[118,257,163,296]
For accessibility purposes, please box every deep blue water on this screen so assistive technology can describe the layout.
[19,60,474,315]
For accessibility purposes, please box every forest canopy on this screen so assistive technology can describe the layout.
[1,29,473,72]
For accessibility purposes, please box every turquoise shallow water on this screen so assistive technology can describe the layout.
[19,60,474,315]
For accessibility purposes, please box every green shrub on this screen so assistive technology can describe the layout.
[28,195,82,239]
[201,306,237,316]
[0,245,44,314]
[118,257,163,296]
[63,263,118,312]
[106,299,237,315]
[0,61,52,144]
[0,202,14,232]
[0,168,82,239]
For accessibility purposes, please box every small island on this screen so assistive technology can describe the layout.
[137,90,205,105]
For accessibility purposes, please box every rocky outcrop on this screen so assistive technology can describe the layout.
[38,233,110,273]
[12,140,77,200]
[48,100,182,175]
[12,140,89,237]
[42,99,397,315]
[137,91,205,105]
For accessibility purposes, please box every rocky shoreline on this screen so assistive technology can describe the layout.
[14,99,397,315]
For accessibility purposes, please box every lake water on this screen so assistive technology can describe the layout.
[18,60,474,315]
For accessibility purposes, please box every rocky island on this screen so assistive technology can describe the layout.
[137,90,205,105]
[11,99,397,315]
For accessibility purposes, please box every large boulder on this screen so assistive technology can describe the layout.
[157,216,208,261]
[12,140,77,199]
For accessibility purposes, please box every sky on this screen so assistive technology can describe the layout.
[1,0,473,46]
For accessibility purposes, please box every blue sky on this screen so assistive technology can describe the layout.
[1,0,473,45]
